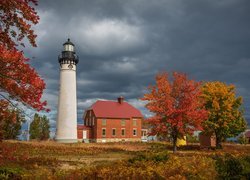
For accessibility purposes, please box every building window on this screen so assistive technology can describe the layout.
[121,128,125,136]
[133,129,137,136]
[121,119,126,126]
[133,119,137,126]
[102,128,106,137]
[102,119,106,126]
[92,117,95,126]
[112,128,116,136]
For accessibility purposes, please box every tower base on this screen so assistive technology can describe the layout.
[55,138,78,143]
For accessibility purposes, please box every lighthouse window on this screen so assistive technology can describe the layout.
[102,119,106,126]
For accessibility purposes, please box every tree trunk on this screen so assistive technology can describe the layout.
[173,136,177,153]
[215,134,222,149]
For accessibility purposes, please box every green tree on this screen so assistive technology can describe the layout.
[29,113,50,140]
[238,134,248,145]
[2,109,25,139]
[202,81,247,149]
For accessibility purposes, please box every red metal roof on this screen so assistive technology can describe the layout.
[89,100,143,118]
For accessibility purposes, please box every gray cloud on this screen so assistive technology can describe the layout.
[26,0,250,129]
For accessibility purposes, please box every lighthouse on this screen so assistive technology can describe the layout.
[56,39,79,143]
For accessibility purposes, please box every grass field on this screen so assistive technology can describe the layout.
[1,141,250,179]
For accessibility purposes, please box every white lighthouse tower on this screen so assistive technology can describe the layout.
[56,39,79,143]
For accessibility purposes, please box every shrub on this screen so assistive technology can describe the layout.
[128,151,169,163]
[241,156,250,179]
[0,167,23,180]
[215,154,250,179]
[186,134,199,143]
[238,134,248,145]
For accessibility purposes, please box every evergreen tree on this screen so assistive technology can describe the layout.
[29,113,50,140]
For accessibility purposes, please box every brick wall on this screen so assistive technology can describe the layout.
[95,118,142,139]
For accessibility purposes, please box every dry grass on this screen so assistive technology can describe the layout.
[1,140,250,179]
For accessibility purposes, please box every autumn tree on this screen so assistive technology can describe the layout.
[142,72,208,152]
[2,108,25,140]
[0,0,39,49]
[202,81,247,149]
[30,113,50,140]
[0,0,48,140]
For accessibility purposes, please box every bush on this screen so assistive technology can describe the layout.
[215,154,250,179]
[238,135,248,145]
[128,151,169,163]
[241,156,250,179]
[186,134,199,143]
[0,167,23,180]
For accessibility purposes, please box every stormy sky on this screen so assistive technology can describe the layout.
[23,0,250,131]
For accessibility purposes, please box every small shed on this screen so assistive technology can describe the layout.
[199,133,216,148]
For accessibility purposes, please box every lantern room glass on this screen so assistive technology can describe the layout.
[64,44,74,52]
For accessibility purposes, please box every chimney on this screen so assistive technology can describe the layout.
[118,96,124,104]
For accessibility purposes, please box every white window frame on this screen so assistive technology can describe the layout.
[112,128,116,136]
[121,119,126,126]
[121,128,126,136]
[133,128,137,136]
[102,128,106,137]
[102,119,106,126]
[133,119,137,126]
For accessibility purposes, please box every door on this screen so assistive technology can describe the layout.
[82,130,87,139]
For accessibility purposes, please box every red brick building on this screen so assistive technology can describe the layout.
[77,97,143,143]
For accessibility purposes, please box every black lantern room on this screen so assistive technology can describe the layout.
[58,38,79,65]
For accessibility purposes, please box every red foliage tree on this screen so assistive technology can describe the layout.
[0,46,47,111]
[0,0,48,140]
[0,0,39,49]
[141,72,208,152]
[0,0,47,111]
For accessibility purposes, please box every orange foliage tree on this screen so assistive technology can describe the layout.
[0,0,48,140]
[202,81,247,149]
[142,72,208,152]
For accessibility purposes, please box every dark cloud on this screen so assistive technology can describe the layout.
[26,0,250,128]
